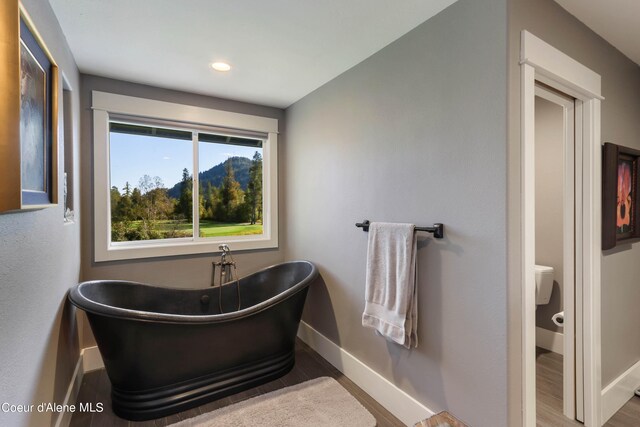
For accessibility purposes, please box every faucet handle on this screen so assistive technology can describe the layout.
[219,244,230,253]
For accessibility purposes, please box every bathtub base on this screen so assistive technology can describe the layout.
[111,351,295,421]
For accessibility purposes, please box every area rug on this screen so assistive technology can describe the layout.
[168,376,376,427]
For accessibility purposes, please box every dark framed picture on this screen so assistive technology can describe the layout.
[602,142,640,250]
[0,2,58,212]
[19,8,58,207]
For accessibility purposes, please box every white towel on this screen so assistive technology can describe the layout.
[362,222,418,348]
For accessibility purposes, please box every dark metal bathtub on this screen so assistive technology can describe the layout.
[68,260,318,421]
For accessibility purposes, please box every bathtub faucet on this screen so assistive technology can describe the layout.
[212,244,241,313]
[219,244,231,265]
[213,244,236,285]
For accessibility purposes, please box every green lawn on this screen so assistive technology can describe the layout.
[198,220,263,237]
[113,219,262,240]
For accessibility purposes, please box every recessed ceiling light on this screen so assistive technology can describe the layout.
[211,62,231,72]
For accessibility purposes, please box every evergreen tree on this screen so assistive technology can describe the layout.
[130,188,144,219]
[175,168,193,222]
[219,159,244,221]
[244,152,263,224]
[123,181,132,197]
[117,181,134,221]
[198,182,205,220]
[204,183,221,220]
[110,186,121,220]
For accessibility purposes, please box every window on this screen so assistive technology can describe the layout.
[93,91,278,261]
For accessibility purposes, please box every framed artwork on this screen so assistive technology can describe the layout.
[0,1,58,212]
[602,142,640,250]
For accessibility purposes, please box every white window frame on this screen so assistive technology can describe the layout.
[92,91,278,262]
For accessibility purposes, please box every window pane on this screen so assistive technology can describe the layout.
[109,122,193,242]
[198,133,263,238]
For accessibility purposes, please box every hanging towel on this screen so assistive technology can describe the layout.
[362,222,418,348]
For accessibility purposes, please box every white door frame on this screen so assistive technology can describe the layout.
[534,84,576,420]
[520,30,603,427]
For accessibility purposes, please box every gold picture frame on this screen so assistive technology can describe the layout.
[0,1,58,212]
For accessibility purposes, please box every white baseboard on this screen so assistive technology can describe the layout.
[81,346,104,372]
[536,327,564,355]
[601,358,640,424]
[54,356,84,427]
[297,321,435,427]
[54,346,104,427]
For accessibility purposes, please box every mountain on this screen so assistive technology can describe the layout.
[167,157,252,199]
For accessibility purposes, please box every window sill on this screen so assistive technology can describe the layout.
[95,234,278,262]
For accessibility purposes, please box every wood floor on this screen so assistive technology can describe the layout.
[536,347,640,427]
[69,339,404,427]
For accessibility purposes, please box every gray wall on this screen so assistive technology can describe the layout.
[0,1,82,426]
[535,97,564,332]
[79,75,285,347]
[284,0,508,425]
[508,0,640,388]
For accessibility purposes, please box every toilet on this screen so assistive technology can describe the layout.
[535,265,554,309]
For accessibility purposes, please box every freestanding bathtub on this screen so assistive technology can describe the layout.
[68,260,318,421]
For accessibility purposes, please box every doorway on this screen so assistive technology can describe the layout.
[519,30,603,427]
[534,84,579,423]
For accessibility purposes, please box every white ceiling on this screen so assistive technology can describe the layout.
[48,0,458,108]
[554,0,640,67]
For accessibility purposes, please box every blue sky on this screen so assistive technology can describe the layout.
[110,133,262,192]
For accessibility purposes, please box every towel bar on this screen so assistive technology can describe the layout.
[355,220,444,239]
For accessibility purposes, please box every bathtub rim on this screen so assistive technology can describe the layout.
[68,260,317,324]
